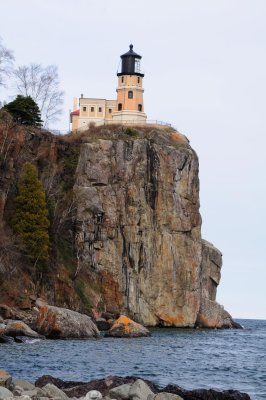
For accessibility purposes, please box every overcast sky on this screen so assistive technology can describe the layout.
[1,0,265,319]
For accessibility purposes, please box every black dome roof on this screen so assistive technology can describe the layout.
[121,44,142,59]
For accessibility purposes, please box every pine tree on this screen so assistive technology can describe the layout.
[14,162,49,265]
[3,95,43,127]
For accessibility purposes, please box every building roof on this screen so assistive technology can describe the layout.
[121,44,142,59]
[71,109,80,116]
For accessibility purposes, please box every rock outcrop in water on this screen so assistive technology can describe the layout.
[0,124,237,328]
[106,315,150,337]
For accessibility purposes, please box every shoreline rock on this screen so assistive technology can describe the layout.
[34,303,100,339]
[0,370,252,400]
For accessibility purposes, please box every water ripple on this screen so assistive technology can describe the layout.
[0,319,265,399]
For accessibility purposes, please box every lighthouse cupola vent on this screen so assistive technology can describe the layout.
[118,44,144,77]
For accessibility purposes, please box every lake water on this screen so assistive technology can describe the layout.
[0,319,265,400]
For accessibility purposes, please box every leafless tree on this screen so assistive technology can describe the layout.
[0,38,14,88]
[13,63,64,127]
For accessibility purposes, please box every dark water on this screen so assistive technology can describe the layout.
[0,319,265,400]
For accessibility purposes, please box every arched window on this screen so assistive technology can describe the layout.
[118,103,122,111]
[138,104,142,112]
[128,91,133,99]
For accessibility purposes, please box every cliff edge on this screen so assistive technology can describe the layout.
[0,124,237,328]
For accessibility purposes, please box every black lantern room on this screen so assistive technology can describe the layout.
[117,44,144,77]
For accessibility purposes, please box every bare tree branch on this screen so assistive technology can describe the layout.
[0,37,14,88]
[13,63,64,127]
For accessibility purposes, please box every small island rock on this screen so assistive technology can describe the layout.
[106,315,150,338]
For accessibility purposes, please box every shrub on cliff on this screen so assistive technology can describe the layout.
[13,162,49,265]
[3,95,42,127]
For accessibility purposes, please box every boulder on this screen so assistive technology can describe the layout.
[14,379,35,391]
[4,320,42,338]
[0,370,12,389]
[129,380,154,400]
[154,394,183,400]
[0,323,5,335]
[162,384,251,400]
[42,383,69,399]
[95,318,111,331]
[109,384,132,399]
[196,298,241,329]
[106,316,150,338]
[35,304,100,339]
[0,386,13,399]
[85,390,103,400]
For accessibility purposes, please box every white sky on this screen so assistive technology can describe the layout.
[1,0,265,319]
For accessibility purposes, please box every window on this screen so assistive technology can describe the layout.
[138,104,142,112]
[109,108,112,113]
[121,77,124,83]
[83,106,87,111]
[91,107,94,112]
[128,91,133,99]
[138,77,140,84]
[118,103,122,111]
[99,107,102,112]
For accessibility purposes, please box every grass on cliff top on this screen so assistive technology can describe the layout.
[60,123,189,148]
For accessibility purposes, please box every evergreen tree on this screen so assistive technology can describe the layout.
[14,162,49,264]
[3,95,43,126]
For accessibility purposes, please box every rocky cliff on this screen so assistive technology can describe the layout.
[0,124,236,328]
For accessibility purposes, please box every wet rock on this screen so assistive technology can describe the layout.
[106,316,150,338]
[0,335,15,344]
[162,384,251,400]
[4,320,42,338]
[129,380,154,400]
[95,318,111,331]
[0,386,13,399]
[109,384,132,399]
[0,370,12,389]
[42,383,69,399]
[35,375,85,390]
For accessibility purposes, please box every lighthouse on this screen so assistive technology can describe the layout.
[112,44,147,124]
[70,44,147,131]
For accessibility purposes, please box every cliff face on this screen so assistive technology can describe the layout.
[0,125,235,328]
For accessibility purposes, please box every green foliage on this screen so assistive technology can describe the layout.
[13,162,50,265]
[124,127,140,138]
[62,146,79,189]
[3,95,43,127]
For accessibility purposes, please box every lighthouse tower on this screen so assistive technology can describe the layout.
[112,44,147,124]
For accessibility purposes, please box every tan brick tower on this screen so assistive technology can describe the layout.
[112,44,147,124]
